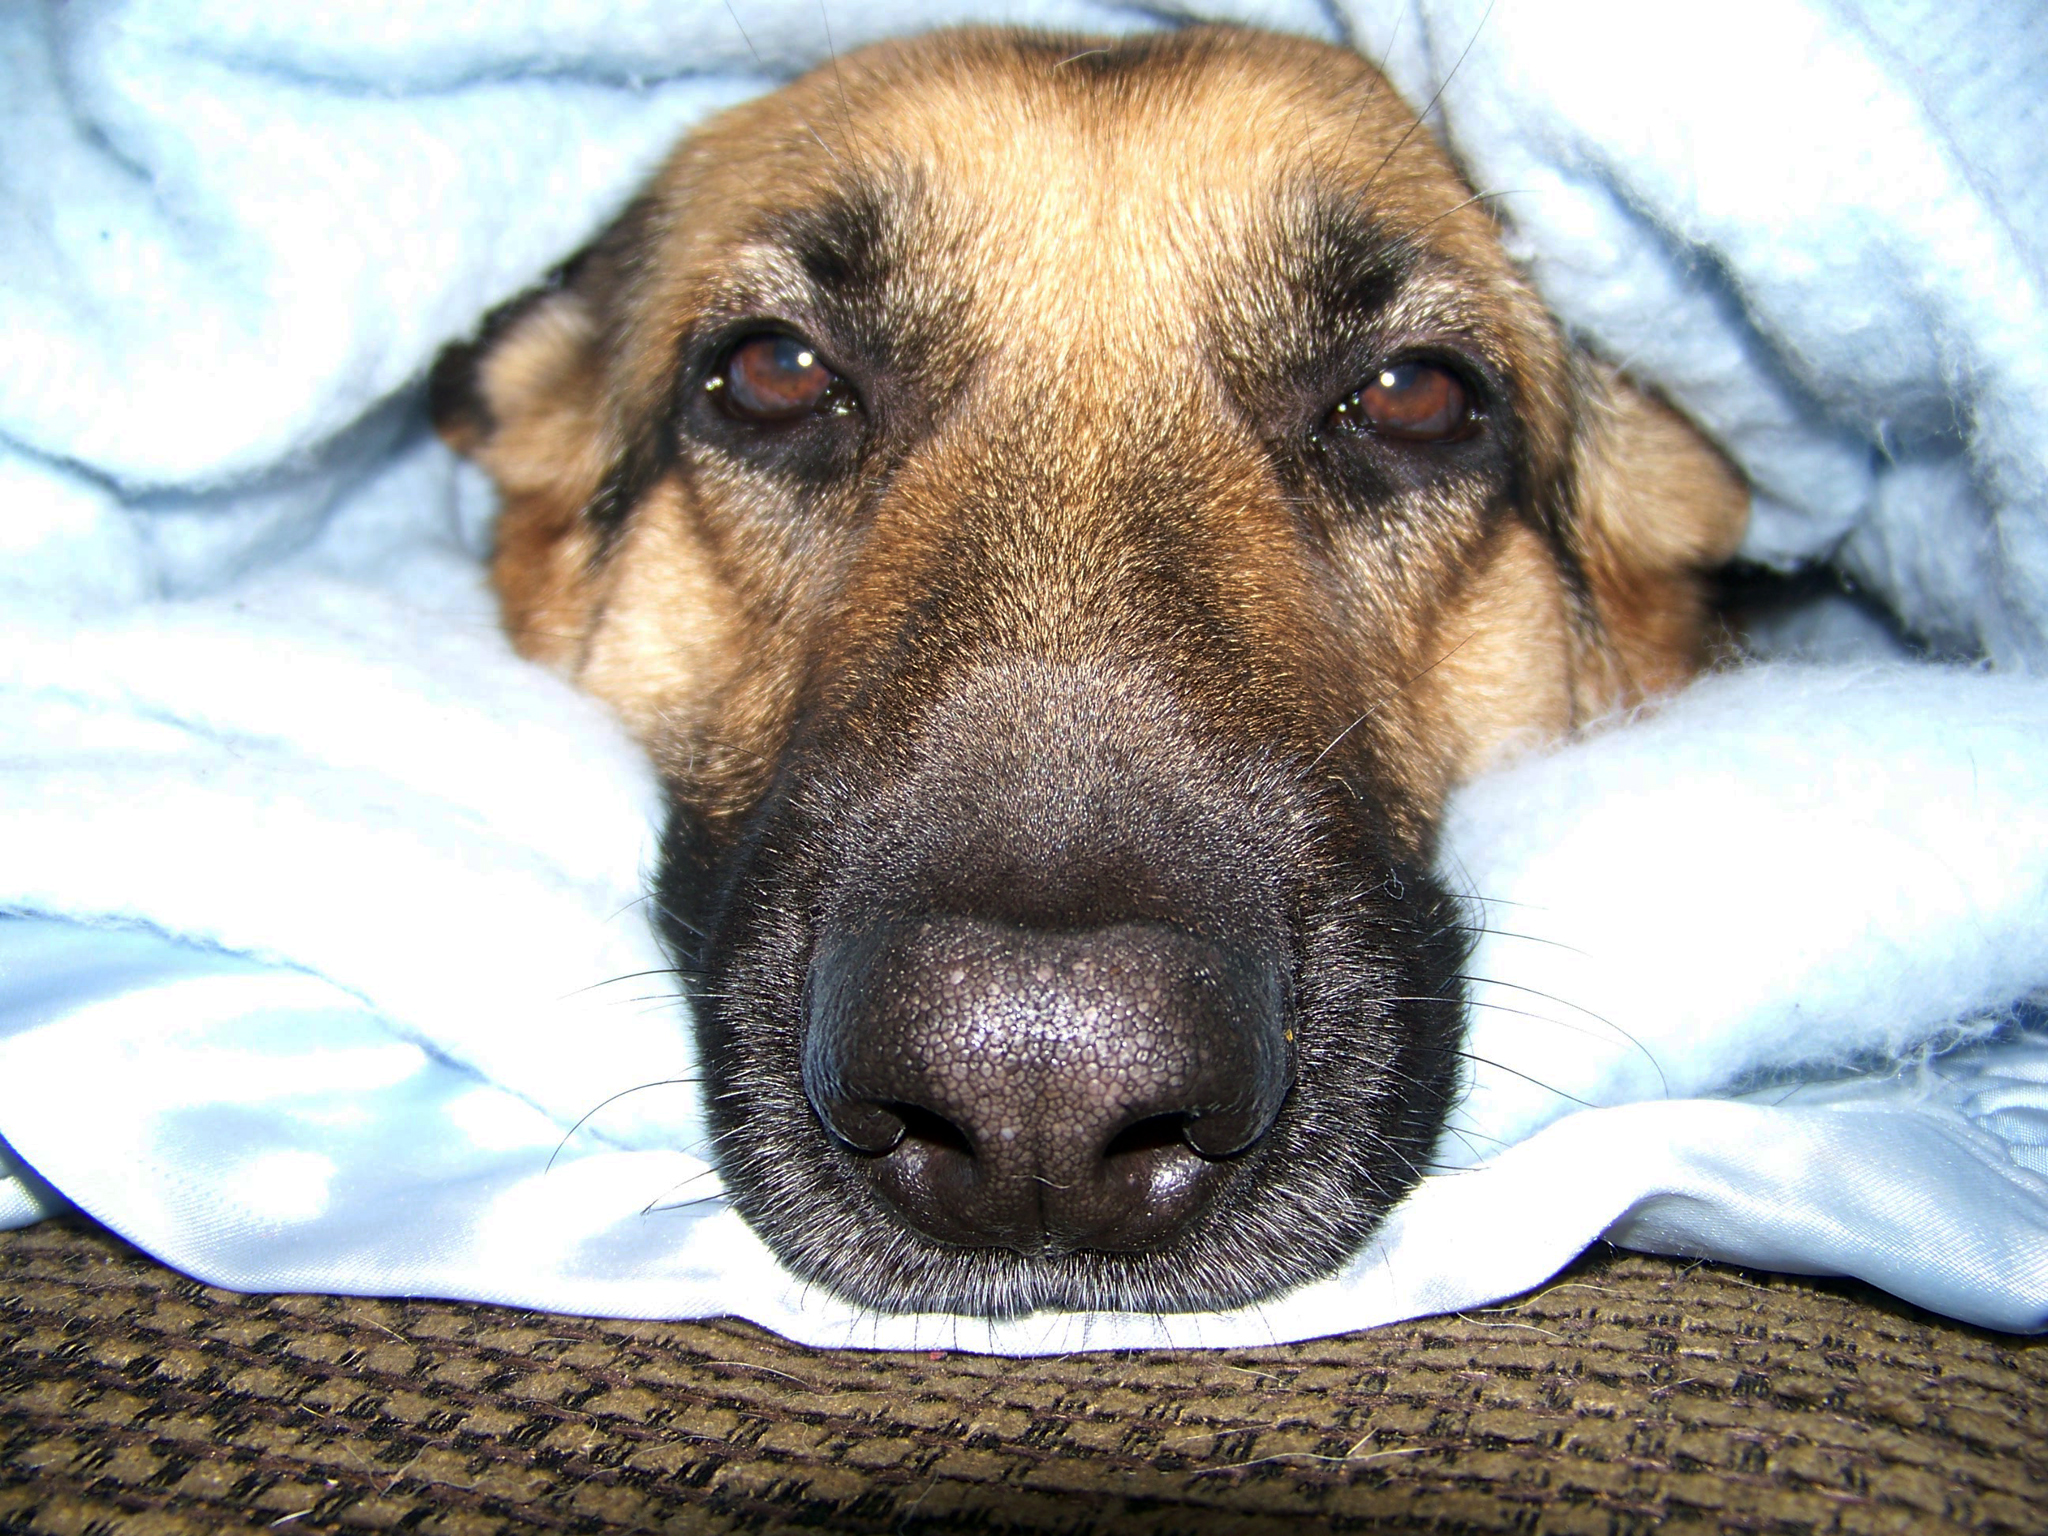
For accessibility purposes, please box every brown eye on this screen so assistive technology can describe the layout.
[707,334,849,423]
[1330,361,1472,442]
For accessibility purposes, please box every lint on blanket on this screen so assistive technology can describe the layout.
[1,0,2043,1352]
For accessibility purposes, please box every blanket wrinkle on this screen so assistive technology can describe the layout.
[2,0,2045,1349]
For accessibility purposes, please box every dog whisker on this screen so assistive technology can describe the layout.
[1414,186,1533,237]
[1447,1125,1509,1151]
[1415,1153,1480,1175]
[816,0,860,166]
[1456,892,1552,912]
[646,892,709,941]
[720,0,844,166]
[1451,1050,1590,1107]
[1444,923,1590,957]
[1335,0,1407,173]
[643,1191,729,1217]
[640,1164,728,1216]
[609,890,662,924]
[560,968,685,999]
[1359,0,1500,201]
[1308,703,1382,773]
[1308,635,1476,774]
[545,1078,704,1173]
[1454,973,1671,1095]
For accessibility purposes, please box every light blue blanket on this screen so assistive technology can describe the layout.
[3,0,2045,1350]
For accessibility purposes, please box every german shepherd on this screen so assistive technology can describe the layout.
[432,26,1746,1317]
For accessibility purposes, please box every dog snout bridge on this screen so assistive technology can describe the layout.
[803,916,1293,1255]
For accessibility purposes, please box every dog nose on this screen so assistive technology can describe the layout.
[803,916,1292,1255]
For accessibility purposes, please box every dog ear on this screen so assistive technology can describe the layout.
[1571,369,1750,704]
[430,280,613,671]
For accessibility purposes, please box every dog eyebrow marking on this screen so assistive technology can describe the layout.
[752,173,979,453]
[768,181,895,299]
[1286,190,1415,330]
[1207,188,1416,435]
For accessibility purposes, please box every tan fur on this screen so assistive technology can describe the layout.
[442,25,1745,833]
[459,296,611,671]
[1575,370,1752,704]
[1419,519,1577,779]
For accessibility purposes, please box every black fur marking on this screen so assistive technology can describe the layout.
[588,428,674,546]
[775,183,894,300]
[653,791,724,983]
[1206,187,1414,431]
[425,336,491,443]
[769,173,978,433]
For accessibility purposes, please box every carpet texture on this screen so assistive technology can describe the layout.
[2,1222,2043,1533]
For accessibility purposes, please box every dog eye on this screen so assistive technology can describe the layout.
[1329,361,1473,443]
[707,334,854,423]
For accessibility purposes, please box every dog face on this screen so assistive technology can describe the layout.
[433,26,1746,1316]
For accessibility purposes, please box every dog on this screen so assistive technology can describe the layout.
[431,25,1746,1318]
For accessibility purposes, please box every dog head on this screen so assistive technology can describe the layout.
[433,26,1746,1316]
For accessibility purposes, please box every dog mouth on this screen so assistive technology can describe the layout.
[655,665,1468,1318]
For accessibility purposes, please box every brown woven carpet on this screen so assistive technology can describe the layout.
[2,1219,2042,1534]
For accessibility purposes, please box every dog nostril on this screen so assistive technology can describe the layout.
[891,1102,974,1158]
[1100,1115,1213,1203]
[1182,1104,1274,1158]
[815,1096,975,1161]
[1085,1112,1257,1254]
[814,1097,1001,1244]
[813,1097,906,1155]
[1101,1109,1278,1164]
[1102,1112,1191,1162]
